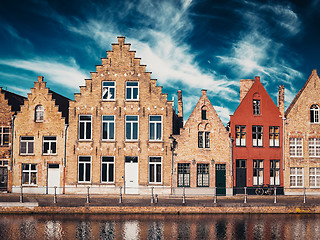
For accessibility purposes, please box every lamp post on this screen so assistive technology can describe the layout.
[169,134,177,195]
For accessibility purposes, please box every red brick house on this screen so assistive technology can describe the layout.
[230,77,284,194]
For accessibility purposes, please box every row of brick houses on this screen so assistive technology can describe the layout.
[0,37,319,196]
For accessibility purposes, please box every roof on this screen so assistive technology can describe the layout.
[49,90,70,124]
[0,88,26,113]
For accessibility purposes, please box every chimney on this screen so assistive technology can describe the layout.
[201,89,207,96]
[278,85,285,117]
[239,79,255,102]
[177,90,183,118]
[38,76,44,82]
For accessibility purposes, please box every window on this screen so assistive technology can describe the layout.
[126,81,139,100]
[78,156,91,183]
[177,163,190,187]
[269,126,280,147]
[22,163,37,185]
[0,127,10,146]
[43,136,57,155]
[289,138,303,157]
[253,160,263,186]
[310,104,319,123]
[198,132,210,148]
[290,167,303,187]
[235,125,246,147]
[149,157,162,184]
[20,136,34,155]
[270,160,280,185]
[149,116,162,141]
[253,100,260,115]
[102,81,115,100]
[101,156,114,183]
[35,105,44,122]
[197,164,209,187]
[309,138,320,157]
[102,116,115,140]
[125,115,138,140]
[79,115,92,140]
[201,107,207,120]
[310,168,320,187]
[252,126,263,147]
[236,159,246,168]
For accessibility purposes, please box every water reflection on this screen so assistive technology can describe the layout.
[0,214,320,239]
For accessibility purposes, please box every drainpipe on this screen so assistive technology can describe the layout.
[230,137,233,177]
[63,124,69,194]
[10,115,15,192]
[282,117,286,171]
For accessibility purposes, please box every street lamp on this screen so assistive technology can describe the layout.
[169,134,177,195]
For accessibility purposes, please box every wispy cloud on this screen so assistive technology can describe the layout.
[214,105,232,124]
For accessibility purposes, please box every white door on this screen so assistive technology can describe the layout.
[48,164,61,194]
[125,157,139,194]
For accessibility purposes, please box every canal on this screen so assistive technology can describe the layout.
[0,214,319,239]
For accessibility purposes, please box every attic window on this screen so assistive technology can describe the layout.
[201,106,207,120]
[310,104,319,123]
[35,105,44,122]
[253,100,260,115]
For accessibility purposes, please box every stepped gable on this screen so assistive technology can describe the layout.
[285,70,319,117]
[0,88,26,113]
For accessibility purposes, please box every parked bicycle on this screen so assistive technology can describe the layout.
[255,184,275,195]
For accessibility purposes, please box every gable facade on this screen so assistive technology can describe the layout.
[284,70,320,195]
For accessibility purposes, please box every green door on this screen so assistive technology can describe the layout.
[216,164,226,196]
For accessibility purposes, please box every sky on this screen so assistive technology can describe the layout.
[0,0,319,125]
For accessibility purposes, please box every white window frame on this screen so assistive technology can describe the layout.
[78,156,91,183]
[252,126,263,147]
[79,115,92,141]
[149,156,162,184]
[126,81,139,100]
[253,99,260,115]
[290,167,303,187]
[198,131,210,148]
[102,81,116,100]
[149,115,162,141]
[102,115,115,141]
[22,163,37,185]
[269,126,280,147]
[270,160,280,186]
[289,138,303,157]
[310,167,320,188]
[125,115,139,141]
[309,138,320,157]
[101,156,115,183]
[35,105,44,122]
[253,160,264,186]
[43,136,57,155]
[0,126,10,146]
[310,104,319,123]
[197,163,209,187]
[235,125,246,147]
[20,136,34,155]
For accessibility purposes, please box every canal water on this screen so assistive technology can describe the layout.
[0,214,319,239]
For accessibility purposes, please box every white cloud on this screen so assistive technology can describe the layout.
[213,105,232,125]
[0,58,88,90]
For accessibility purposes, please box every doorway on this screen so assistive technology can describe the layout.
[125,157,139,194]
[47,164,60,194]
[215,164,226,196]
[236,159,247,194]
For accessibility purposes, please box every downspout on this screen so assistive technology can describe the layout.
[10,115,15,192]
[63,124,69,194]
[282,117,286,170]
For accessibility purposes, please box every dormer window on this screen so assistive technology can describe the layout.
[310,104,319,123]
[253,100,260,115]
[201,106,207,120]
[35,105,44,122]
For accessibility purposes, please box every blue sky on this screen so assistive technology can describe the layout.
[0,0,319,124]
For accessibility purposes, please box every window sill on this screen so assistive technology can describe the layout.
[148,183,163,185]
[289,186,304,188]
[290,156,304,158]
[235,145,247,147]
[22,185,38,187]
[269,146,280,148]
[149,140,163,143]
[125,140,139,142]
[78,140,93,142]
[101,140,116,142]
[77,182,92,184]
[125,99,139,102]
[43,154,58,156]
[100,182,115,185]
[101,99,116,102]
[252,146,264,148]
[20,154,35,156]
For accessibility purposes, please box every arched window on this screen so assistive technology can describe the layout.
[201,106,207,120]
[35,105,44,122]
[310,104,319,123]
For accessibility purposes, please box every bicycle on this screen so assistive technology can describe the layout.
[255,184,274,195]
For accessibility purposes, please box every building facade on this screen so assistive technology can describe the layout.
[284,70,320,195]
[65,37,180,194]
[230,77,284,194]
[0,88,25,192]
[12,77,69,194]
[174,90,232,196]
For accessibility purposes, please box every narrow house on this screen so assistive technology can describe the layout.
[12,77,69,193]
[0,88,25,192]
[65,37,179,194]
[230,77,284,194]
[284,70,320,195]
[174,90,232,196]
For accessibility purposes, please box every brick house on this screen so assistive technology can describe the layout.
[12,77,69,194]
[284,70,320,195]
[0,88,25,192]
[65,37,180,194]
[230,77,284,194]
[173,90,232,196]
